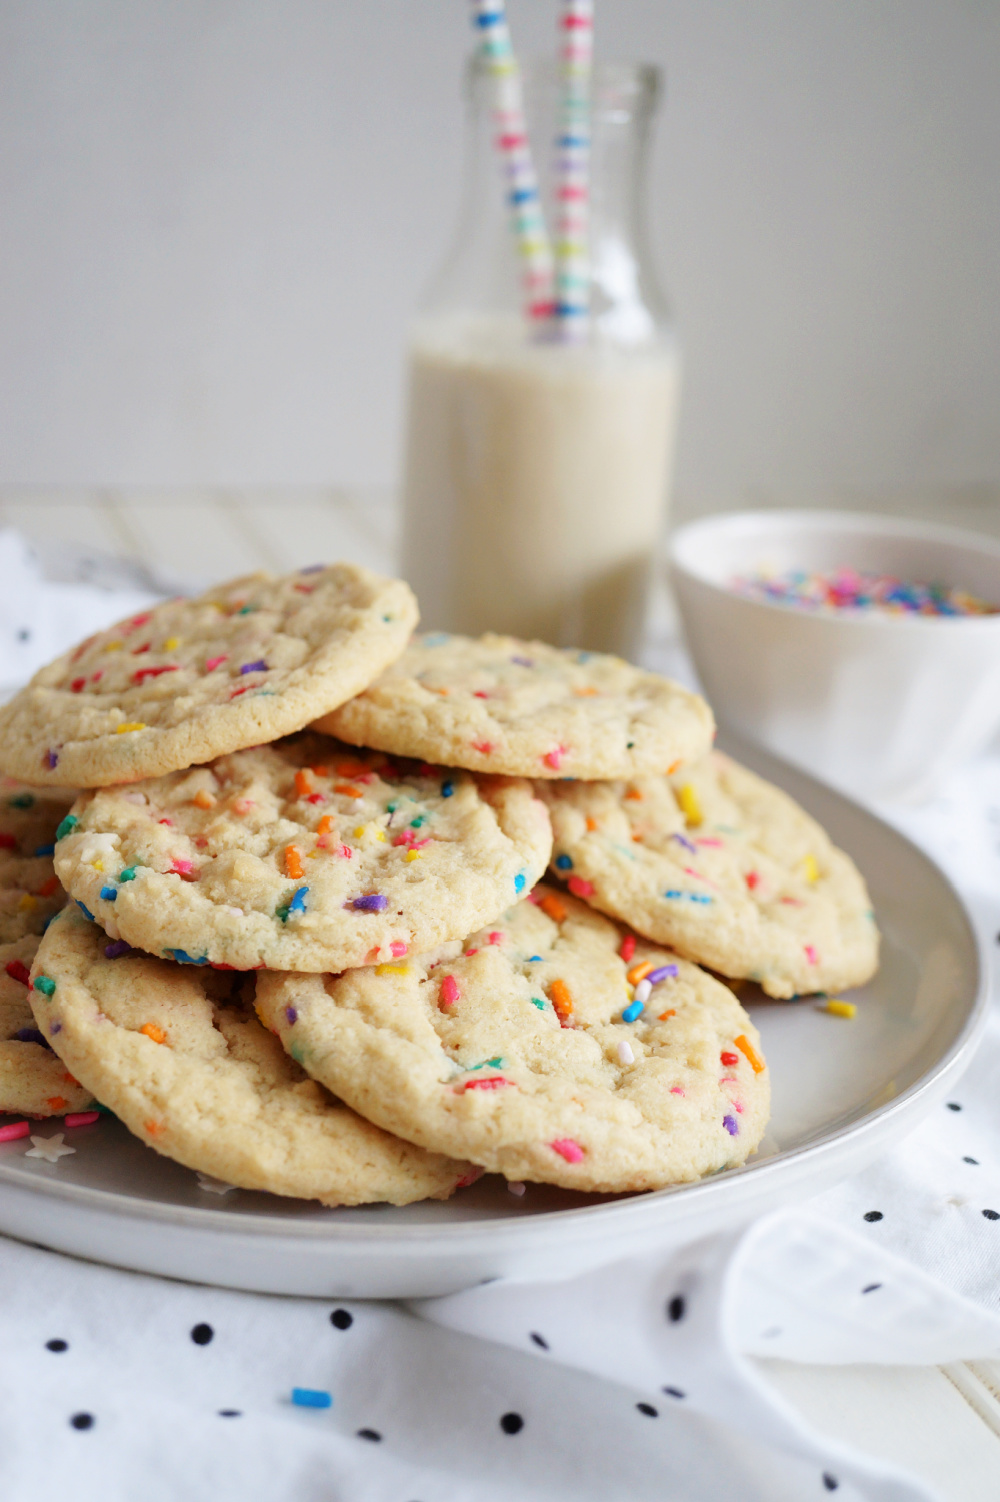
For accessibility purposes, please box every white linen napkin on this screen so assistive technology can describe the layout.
[0,533,996,1502]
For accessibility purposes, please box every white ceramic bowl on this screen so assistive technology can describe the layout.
[669,510,1000,802]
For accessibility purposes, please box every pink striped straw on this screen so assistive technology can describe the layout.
[470,0,554,323]
[554,0,594,338]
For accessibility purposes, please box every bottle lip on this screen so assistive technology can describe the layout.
[465,55,661,113]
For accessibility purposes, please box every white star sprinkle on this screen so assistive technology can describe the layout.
[25,1133,76,1163]
[196,1172,236,1195]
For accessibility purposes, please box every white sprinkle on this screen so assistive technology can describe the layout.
[197,1172,237,1195]
[507,1181,526,1197]
[617,1040,635,1065]
[634,978,652,1004]
[25,1133,75,1163]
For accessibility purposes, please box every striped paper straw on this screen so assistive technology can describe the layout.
[554,0,594,337]
[470,0,554,323]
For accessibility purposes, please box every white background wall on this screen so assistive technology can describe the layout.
[2,1,998,522]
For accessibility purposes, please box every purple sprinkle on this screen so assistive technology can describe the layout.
[300,564,324,574]
[14,1027,47,1046]
[104,940,132,959]
[240,659,268,675]
[670,833,697,855]
[44,749,59,769]
[511,656,534,668]
[50,1022,62,1036]
[285,1006,298,1025]
[350,894,389,913]
[646,964,679,986]
[723,1114,739,1136]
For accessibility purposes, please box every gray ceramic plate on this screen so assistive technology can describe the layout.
[0,734,985,1296]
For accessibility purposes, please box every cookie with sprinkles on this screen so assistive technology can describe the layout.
[0,563,417,788]
[254,886,769,1193]
[29,907,471,1205]
[314,631,714,780]
[538,751,879,1000]
[52,733,552,972]
[0,935,93,1116]
[0,778,75,943]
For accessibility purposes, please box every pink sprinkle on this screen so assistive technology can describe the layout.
[695,837,724,847]
[158,818,173,826]
[65,1111,100,1128]
[473,691,490,699]
[170,859,194,875]
[734,1102,744,1114]
[567,876,594,899]
[487,931,504,945]
[126,612,152,632]
[464,948,479,957]
[682,867,715,888]
[550,1137,584,1163]
[439,974,460,1007]
[805,944,818,965]
[0,1121,30,1142]
[338,843,353,859]
[459,1076,512,1092]
[205,655,228,672]
[471,740,495,755]
[543,745,568,771]
[390,941,407,958]
[455,1166,485,1189]
[670,1086,685,1096]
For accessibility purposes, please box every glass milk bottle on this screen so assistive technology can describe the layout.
[400,58,681,657]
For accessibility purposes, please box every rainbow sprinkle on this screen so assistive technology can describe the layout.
[731,567,999,616]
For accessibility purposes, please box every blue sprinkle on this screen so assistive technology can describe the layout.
[509,188,537,205]
[664,891,713,905]
[441,781,454,798]
[514,873,526,895]
[422,632,450,647]
[104,940,132,958]
[288,886,309,915]
[76,901,95,921]
[100,886,117,902]
[622,1000,645,1024]
[646,964,679,985]
[168,949,209,965]
[291,1388,332,1409]
[555,855,573,871]
[350,894,388,913]
[14,1027,46,1045]
[41,914,57,933]
[34,844,55,857]
[49,1021,62,1036]
[723,1115,739,1137]
[528,955,542,962]
[285,1006,298,1025]
[240,659,268,675]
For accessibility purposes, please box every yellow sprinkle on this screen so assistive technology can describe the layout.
[676,783,703,827]
[823,999,857,1019]
[376,963,410,976]
[115,722,146,734]
[90,860,104,873]
[406,850,422,862]
[103,641,123,652]
[802,854,819,883]
[17,893,37,911]
[163,636,180,651]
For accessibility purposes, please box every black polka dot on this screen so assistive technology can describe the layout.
[356,1428,382,1442]
[983,1209,999,1221]
[190,1323,214,1345]
[218,1410,242,1418]
[964,1156,980,1165]
[46,1338,68,1352]
[862,1283,882,1294]
[500,1412,524,1435]
[330,1309,353,1330]
[662,1386,686,1399]
[636,1402,658,1417]
[529,1331,549,1350]
[822,1475,839,1492]
[946,1102,962,1112]
[70,1413,94,1431]
[863,1211,883,1223]
[666,1295,686,1322]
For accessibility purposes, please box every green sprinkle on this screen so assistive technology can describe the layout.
[289,1042,306,1064]
[469,1056,504,1070]
[530,997,546,1010]
[237,604,260,614]
[119,867,137,882]
[33,976,56,997]
[275,904,290,923]
[55,815,78,841]
[410,816,427,829]
[386,801,398,814]
[8,794,34,809]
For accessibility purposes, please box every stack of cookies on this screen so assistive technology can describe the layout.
[0,562,879,1204]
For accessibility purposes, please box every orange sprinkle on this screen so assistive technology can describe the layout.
[37,876,60,898]
[192,789,216,810]
[538,893,567,923]
[667,760,681,775]
[334,783,363,799]
[140,1023,167,1045]
[144,1120,162,1136]
[310,765,330,778]
[336,759,369,778]
[572,686,598,697]
[632,833,644,842]
[585,817,598,832]
[317,814,335,836]
[294,769,312,798]
[734,1033,766,1074]
[627,960,656,986]
[62,1072,79,1085]
[658,1009,676,1021]
[549,978,574,1021]
[624,789,643,801]
[285,845,305,880]
[46,1095,69,1111]
[431,686,450,696]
